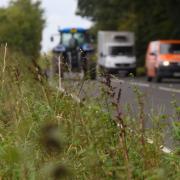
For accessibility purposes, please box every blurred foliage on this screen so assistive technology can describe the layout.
[77,0,180,66]
[0,0,45,58]
[136,67,146,76]
[0,45,179,179]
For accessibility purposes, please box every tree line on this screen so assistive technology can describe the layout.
[0,0,44,58]
[77,0,180,65]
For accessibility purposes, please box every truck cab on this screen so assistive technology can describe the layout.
[98,31,136,75]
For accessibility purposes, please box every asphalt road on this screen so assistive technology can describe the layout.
[111,77,180,116]
[110,77,180,149]
[62,75,180,150]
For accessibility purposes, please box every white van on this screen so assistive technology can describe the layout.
[97,31,136,75]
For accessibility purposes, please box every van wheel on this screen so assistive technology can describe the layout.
[155,76,162,83]
[147,76,152,82]
[155,69,162,83]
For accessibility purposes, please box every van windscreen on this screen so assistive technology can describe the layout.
[160,43,180,54]
[109,46,133,56]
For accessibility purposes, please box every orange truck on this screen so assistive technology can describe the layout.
[146,40,180,82]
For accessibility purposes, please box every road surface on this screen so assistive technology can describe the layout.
[62,75,180,149]
[110,77,180,149]
[111,77,180,115]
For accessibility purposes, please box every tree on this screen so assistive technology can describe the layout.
[0,0,45,58]
[77,0,180,65]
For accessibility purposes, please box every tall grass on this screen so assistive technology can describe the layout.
[0,48,179,179]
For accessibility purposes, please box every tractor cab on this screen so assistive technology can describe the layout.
[52,27,94,54]
[51,27,96,79]
[60,28,91,48]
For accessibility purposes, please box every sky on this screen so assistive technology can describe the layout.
[0,0,92,52]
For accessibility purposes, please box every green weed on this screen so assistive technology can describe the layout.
[0,47,179,179]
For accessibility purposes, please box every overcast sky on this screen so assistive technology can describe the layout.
[0,0,92,52]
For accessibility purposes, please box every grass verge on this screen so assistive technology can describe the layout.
[0,48,179,179]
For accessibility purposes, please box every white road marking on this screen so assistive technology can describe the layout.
[111,79,125,83]
[112,79,150,87]
[159,87,180,94]
[112,78,180,93]
[130,82,150,88]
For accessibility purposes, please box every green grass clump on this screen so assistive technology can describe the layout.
[137,67,146,76]
[0,47,179,179]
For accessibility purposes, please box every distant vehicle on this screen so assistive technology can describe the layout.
[51,27,96,79]
[97,31,136,75]
[146,40,180,82]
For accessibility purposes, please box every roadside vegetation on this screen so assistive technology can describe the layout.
[0,0,44,58]
[0,47,179,179]
[0,0,179,179]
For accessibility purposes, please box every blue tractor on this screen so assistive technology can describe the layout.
[51,27,96,79]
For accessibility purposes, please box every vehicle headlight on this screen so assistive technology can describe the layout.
[162,61,170,66]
